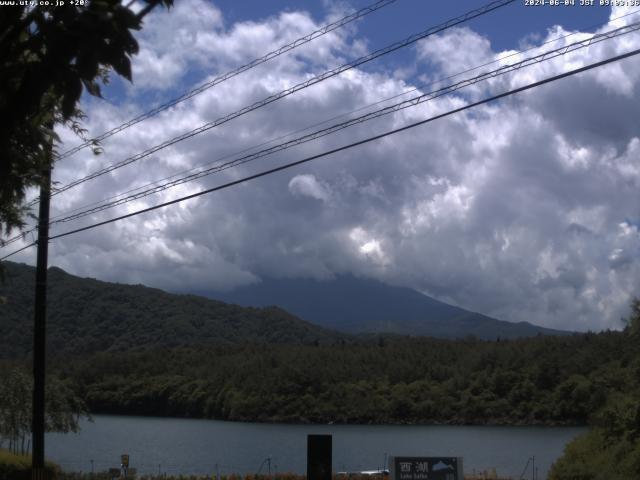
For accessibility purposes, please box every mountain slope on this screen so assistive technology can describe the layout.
[207,275,570,339]
[0,262,345,359]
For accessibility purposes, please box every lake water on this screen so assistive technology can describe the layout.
[45,415,586,479]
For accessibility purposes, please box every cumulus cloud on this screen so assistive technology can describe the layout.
[417,27,494,77]
[132,0,224,90]
[6,1,640,332]
[288,174,332,202]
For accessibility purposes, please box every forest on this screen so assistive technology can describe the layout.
[24,327,633,427]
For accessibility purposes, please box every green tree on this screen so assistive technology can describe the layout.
[0,368,30,454]
[0,366,90,455]
[549,297,640,479]
[626,297,640,337]
[0,0,173,235]
[549,395,640,479]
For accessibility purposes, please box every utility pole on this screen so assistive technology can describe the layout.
[32,143,52,480]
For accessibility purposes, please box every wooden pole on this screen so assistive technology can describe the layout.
[32,146,51,480]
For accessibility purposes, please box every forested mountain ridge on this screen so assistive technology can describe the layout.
[206,275,571,339]
[0,261,570,361]
[0,262,346,359]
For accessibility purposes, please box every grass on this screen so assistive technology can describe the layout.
[57,475,308,480]
[56,474,385,480]
[0,448,60,479]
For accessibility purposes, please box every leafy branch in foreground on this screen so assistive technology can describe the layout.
[0,0,173,235]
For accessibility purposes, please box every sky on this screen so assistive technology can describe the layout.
[3,0,640,332]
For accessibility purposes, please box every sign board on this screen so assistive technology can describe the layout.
[389,456,463,480]
[121,454,130,468]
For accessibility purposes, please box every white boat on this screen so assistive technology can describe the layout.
[336,469,390,477]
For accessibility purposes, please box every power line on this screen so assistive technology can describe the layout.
[54,0,399,161]
[45,21,640,226]
[2,9,638,249]
[1,230,33,248]
[32,9,640,229]
[0,7,577,249]
[36,48,640,244]
[1,241,37,261]
[39,0,515,202]
[3,47,638,260]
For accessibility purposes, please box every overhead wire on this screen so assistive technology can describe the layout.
[3,44,638,261]
[39,8,640,223]
[2,9,639,249]
[1,242,37,261]
[54,0,399,161]
[33,0,516,203]
[42,21,640,226]
[44,48,640,241]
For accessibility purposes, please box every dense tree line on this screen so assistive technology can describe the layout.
[39,330,636,427]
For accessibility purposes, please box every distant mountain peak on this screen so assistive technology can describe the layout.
[205,274,571,340]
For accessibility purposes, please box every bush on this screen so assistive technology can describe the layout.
[549,397,640,479]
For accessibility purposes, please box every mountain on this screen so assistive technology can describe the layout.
[205,275,571,340]
[0,262,346,359]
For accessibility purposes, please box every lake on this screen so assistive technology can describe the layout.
[45,415,586,479]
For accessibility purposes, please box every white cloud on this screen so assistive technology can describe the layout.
[7,1,640,333]
[132,0,224,90]
[288,174,332,202]
[418,27,494,76]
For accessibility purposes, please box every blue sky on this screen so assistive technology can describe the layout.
[101,0,615,105]
[212,0,611,52]
[7,0,640,332]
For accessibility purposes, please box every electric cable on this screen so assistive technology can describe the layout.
[54,0,399,161]
[3,9,638,249]
[38,8,640,226]
[0,45,630,261]
[44,21,640,226]
[1,242,37,260]
[43,47,640,242]
[36,0,516,203]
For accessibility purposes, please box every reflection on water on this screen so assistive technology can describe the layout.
[46,415,585,478]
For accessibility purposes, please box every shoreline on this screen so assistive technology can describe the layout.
[81,411,589,428]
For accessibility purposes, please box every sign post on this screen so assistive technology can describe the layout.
[121,454,129,478]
